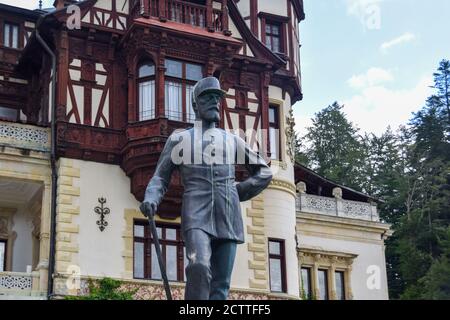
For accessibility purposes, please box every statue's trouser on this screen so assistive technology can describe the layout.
[184,229,237,300]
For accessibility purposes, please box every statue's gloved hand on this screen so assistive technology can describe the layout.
[140,201,157,219]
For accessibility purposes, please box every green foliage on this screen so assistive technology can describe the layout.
[296,59,450,300]
[302,102,366,190]
[66,278,137,300]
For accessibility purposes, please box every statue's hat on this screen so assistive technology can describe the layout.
[193,77,226,103]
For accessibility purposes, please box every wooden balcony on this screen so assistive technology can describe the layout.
[131,0,230,34]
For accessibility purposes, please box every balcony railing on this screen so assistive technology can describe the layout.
[296,193,379,222]
[0,120,50,152]
[132,0,229,33]
[0,271,44,299]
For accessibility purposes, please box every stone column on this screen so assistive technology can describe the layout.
[37,182,52,293]
[329,258,337,300]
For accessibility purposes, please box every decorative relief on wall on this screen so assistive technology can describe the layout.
[94,197,110,232]
[285,108,296,162]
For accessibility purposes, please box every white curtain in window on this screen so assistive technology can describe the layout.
[165,81,182,121]
[12,25,18,49]
[133,242,144,278]
[3,24,9,47]
[139,80,155,120]
[269,127,279,160]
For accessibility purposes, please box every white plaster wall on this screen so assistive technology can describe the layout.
[264,189,299,296]
[299,234,390,300]
[236,0,251,18]
[11,206,33,272]
[75,159,140,278]
[259,0,288,18]
[75,159,252,288]
[229,19,243,40]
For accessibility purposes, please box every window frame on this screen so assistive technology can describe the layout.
[137,60,157,121]
[133,220,186,282]
[3,22,19,49]
[300,267,313,300]
[335,270,346,300]
[268,104,281,160]
[268,238,287,293]
[0,239,7,272]
[258,12,288,54]
[318,268,330,300]
[164,59,203,123]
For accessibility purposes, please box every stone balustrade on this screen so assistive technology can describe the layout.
[0,120,50,152]
[295,192,379,222]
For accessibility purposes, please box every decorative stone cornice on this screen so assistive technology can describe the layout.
[268,178,296,196]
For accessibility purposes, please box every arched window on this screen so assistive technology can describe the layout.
[165,59,203,123]
[137,61,156,121]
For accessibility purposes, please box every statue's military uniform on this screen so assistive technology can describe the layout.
[144,127,272,243]
[143,77,272,300]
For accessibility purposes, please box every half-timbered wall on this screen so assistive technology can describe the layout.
[81,0,129,32]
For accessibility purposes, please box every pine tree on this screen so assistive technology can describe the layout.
[304,102,365,190]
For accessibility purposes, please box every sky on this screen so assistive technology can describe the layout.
[296,0,450,136]
[1,0,449,136]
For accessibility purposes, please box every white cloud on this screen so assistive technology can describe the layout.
[380,33,416,53]
[348,67,394,89]
[342,76,433,135]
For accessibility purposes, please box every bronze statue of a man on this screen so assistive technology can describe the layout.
[140,77,272,300]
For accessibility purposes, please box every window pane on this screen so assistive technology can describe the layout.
[269,241,280,255]
[269,127,279,160]
[166,245,177,281]
[12,25,18,49]
[301,268,311,299]
[165,59,182,78]
[166,228,177,241]
[186,63,203,81]
[134,225,145,238]
[265,24,271,34]
[318,270,329,300]
[0,106,18,121]
[335,271,345,300]
[139,80,155,120]
[186,84,196,123]
[165,81,183,121]
[269,107,276,123]
[272,24,280,36]
[265,36,272,49]
[151,244,162,279]
[272,36,280,52]
[133,242,144,278]
[4,24,10,47]
[139,63,155,78]
[269,258,282,292]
